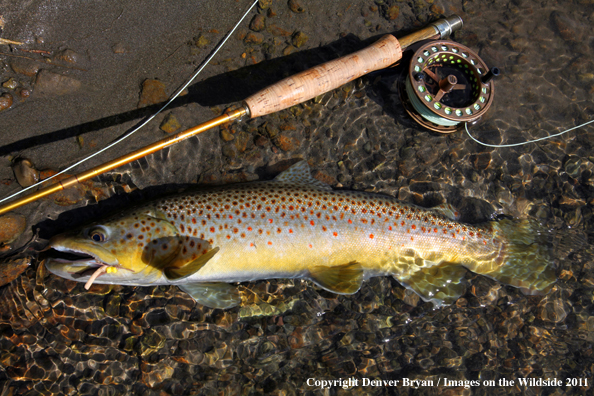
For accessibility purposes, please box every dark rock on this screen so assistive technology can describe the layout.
[288,0,305,13]
[244,32,264,44]
[35,70,81,96]
[249,15,266,32]
[291,31,309,48]
[10,58,40,77]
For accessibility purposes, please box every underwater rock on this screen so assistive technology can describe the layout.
[551,12,580,42]
[194,33,209,49]
[12,158,39,187]
[258,0,272,9]
[159,113,181,134]
[0,93,13,112]
[0,257,30,287]
[249,15,266,32]
[291,31,309,48]
[35,70,81,96]
[384,5,399,20]
[0,213,26,247]
[53,49,81,64]
[138,79,167,108]
[244,32,264,44]
[2,78,18,90]
[10,58,40,77]
[268,24,291,37]
[288,0,305,13]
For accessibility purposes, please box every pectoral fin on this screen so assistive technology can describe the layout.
[309,261,363,294]
[164,247,219,281]
[179,282,241,309]
[396,262,467,307]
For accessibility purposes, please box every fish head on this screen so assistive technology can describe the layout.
[45,210,182,287]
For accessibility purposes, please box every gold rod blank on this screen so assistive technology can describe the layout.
[0,108,247,215]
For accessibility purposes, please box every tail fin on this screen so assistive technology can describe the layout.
[478,218,557,295]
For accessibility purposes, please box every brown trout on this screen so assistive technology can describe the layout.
[46,161,556,309]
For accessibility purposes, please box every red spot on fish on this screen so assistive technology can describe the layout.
[309,244,312,248]
[210,227,215,232]
[192,218,197,224]
[333,232,338,237]
[247,227,252,231]
[401,221,405,226]
[289,229,293,233]
[348,219,352,224]
[411,225,416,230]
[268,241,272,245]
[268,219,273,224]
[369,234,374,239]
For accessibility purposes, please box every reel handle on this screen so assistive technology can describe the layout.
[244,15,463,118]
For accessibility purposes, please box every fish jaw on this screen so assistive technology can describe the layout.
[45,211,183,287]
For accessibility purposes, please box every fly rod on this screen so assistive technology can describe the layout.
[0,16,463,216]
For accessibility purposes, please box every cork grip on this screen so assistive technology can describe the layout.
[244,34,402,118]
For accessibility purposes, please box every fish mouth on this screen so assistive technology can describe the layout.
[45,247,127,289]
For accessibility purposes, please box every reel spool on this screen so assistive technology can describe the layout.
[400,40,499,133]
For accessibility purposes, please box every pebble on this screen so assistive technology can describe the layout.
[288,0,305,13]
[268,24,291,37]
[159,113,181,134]
[0,93,12,112]
[53,49,80,64]
[220,127,235,141]
[384,5,399,20]
[258,0,272,9]
[291,31,309,48]
[112,42,128,54]
[137,79,167,108]
[18,88,31,99]
[2,78,18,90]
[244,32,264,44]
[550,12,579,42]
[10,58,40,77]
[249,15,266,32]
[35,70,81,96]
[274,133,300,151]
[12,158,39,187]
[0,257,30,286]
[194,34,209,49]
[0,213,26,246]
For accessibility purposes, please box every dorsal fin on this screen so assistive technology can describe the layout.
[274,161,332,191]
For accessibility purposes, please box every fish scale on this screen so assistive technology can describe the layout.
[47,161,557,308]
[149,183,494,281]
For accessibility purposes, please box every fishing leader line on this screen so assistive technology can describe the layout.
[0,0,259,205]
[464,119,594,148]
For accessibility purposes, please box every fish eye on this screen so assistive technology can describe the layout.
[88,227,108,243]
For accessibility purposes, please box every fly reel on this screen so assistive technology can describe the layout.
[400,40,499,133]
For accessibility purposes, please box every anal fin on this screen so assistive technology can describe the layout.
[179,282,241,309]
[396,262,467,307]
[164,247,219,281]
[309,261,363,294]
